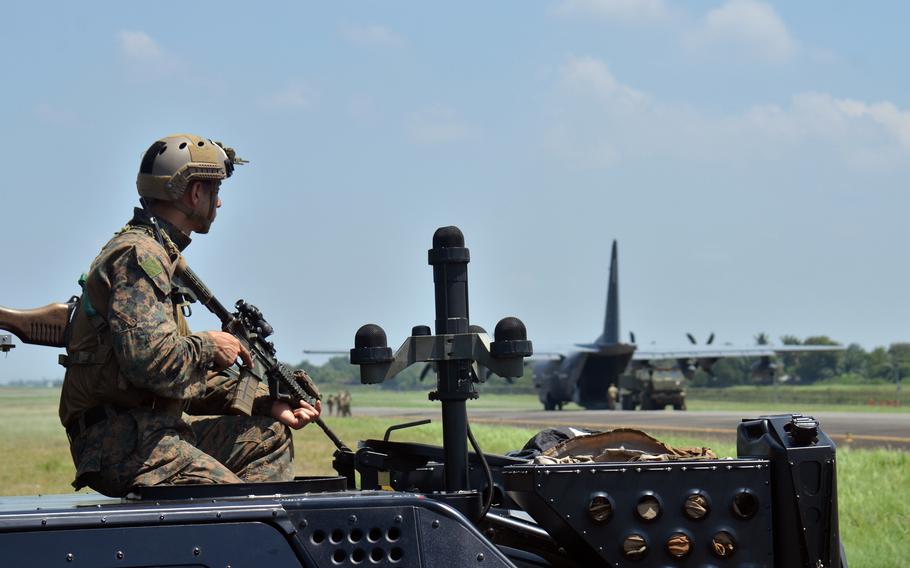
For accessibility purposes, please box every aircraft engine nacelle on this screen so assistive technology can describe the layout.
[696,357,719,376]
[751,356,777,384]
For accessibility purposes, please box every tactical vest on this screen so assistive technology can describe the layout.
[58,225,191,427]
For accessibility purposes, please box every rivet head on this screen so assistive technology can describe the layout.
[431,520,440,529]
[299,519,308,529]
[349,514,358,524]
[66,553,74,562]
[116,551,124,560]
[477,552,485,561]
[193,547,201,556]
[394,515,403,524]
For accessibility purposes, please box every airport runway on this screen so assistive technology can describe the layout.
[356,407,910,450]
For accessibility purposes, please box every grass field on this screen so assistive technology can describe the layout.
[1,387,906,566]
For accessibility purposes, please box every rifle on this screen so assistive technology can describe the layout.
[173,257,350,452]
[0,301,74,348]
[0,280,350,453]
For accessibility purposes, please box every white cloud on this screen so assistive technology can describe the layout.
[340,23,404,47]
[559,56,649,110]
[685,0,797,63]
[260,83,317,111]
[33,103,83,128]
[406,106,474,145]
[117,31,164,61]
[553,0,670,21]
[115,30,183,80]
[545,55,910,170]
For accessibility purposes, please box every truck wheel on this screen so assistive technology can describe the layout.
[621,397,636,411]
[641,396,654,410]
[673,401,687,411]
[544,395,556,411]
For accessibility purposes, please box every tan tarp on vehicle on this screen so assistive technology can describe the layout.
[532,428,716,464]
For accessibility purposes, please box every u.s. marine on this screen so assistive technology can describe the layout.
[59,134,320,496]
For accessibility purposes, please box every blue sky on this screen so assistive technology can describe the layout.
[1,1,909,382]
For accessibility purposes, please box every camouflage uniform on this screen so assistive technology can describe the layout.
[59,208,293,496]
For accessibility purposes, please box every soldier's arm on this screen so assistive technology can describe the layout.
[106,243,216,399]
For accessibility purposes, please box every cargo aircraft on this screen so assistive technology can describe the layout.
[533,241,844,410]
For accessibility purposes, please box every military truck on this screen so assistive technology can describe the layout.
[619,367,687,410]
[0,227,844,567]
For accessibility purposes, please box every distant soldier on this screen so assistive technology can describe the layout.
[339,390,352,417]
[326,393,335,416]
[607,383,618,410]
[58,134,321,497]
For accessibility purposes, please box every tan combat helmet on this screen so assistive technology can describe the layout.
[136,134,246,202]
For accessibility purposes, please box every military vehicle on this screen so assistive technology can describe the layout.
[533,240,844,411]
[618,367,687,410]
[0,227,845,567]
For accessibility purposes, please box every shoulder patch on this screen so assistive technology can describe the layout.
[139,256,164,279]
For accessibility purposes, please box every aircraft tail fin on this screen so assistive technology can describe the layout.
[596,240,620,346]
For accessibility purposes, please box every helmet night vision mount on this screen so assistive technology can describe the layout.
[349,226,533,494]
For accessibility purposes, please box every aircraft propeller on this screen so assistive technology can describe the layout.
[684,332,718,376]
[686,332,715,345]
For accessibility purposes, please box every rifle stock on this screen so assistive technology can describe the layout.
[0,303,71,347]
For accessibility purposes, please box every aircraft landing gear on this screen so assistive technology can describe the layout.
[544,395,556,411]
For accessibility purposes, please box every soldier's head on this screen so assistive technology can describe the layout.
[136,134,246,234]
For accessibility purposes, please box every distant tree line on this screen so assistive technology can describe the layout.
[694,334,909,387]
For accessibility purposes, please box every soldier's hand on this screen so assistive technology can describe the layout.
[272,399,321,430]
[207,331,253,370]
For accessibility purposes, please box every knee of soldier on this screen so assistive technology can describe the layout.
[256,416,292,449]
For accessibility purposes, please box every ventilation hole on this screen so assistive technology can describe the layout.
[330,529,345,544]
[312,530,326,544]
[332,549,347,564]
[179,142,187,149]
[622,534,648,560]
[732,491,759,519]
[368,527,382,542]
[197,140,205,146]
[390,547,404,562]
[370,548,385,562]
[684,493,709,520]
[711,531,736,558]
[636,495,661,521]
[387,526,401,542]
[351,548,366,563]
[158,145,167,154]
[350,528,364,543]
[587,494,613,524]
[666,533,691,559]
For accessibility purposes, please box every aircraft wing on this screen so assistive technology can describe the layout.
[630,344,844,361]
